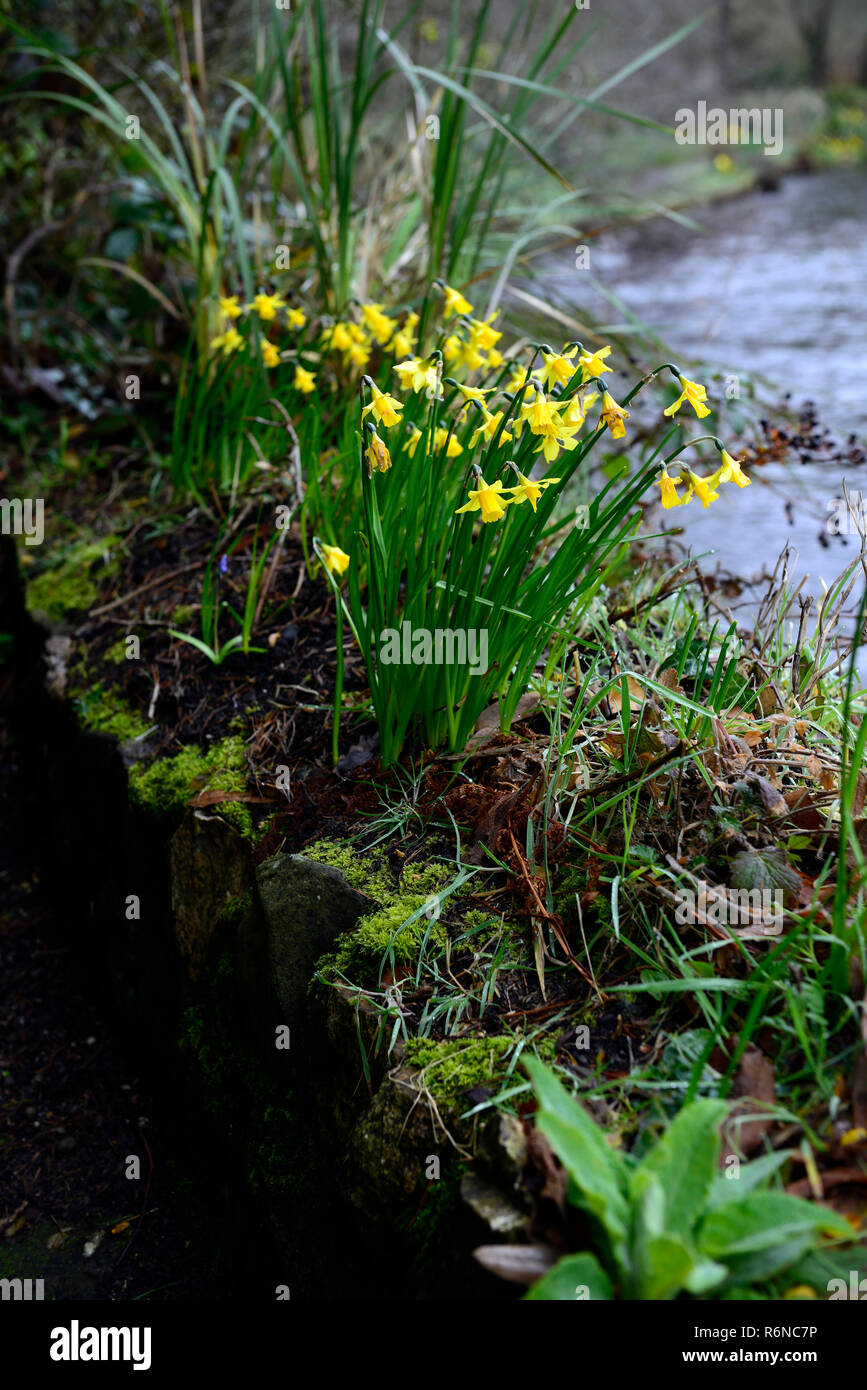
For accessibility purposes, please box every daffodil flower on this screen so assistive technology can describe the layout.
[320,543,350,577]
[504,466,561,512]
[294,365,316,394]
[261,341,281,368]
[393,312,419,360]
[534,429,580,464]
[406,425,425,459]
[286,307,306,329]
[323,322,353,353]
[468,408,512,449]
[685,469,720,508]
[210,328,244,355]
[467,314,502,353]
[578,345,613,382]
[440,282,474,319]
[559,391,598,428]
[218,295,243,320]
[393,357,441,396]
[448,381,494,404]
[361,379,404,427]
[248,292,285,321]
[600,390,629,439]
[714,448,751,487]
[455,469,510,523]
[655,468,683,509]
[433,426,462,458]
[663,375,711,419]
[539,345,578,389]
[365,428,392,475]
[360,302,398,345]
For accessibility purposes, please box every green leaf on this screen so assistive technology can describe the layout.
[699,1192,853,1260]
[524,1057,630,1263]
[630,1098,727,1241]
[524,1252,613,1301]
[706,1150,795,1207]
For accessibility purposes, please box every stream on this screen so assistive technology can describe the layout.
[542,166,867,663]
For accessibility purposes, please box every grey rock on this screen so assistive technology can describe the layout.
[256,855,371,1026]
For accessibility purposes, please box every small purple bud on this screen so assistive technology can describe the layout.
[219,554,228,575]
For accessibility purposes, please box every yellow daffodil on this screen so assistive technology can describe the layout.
[534,429,580,464]
[360,302,398,345]
[218,295,243,320]
[714,448,751,487]
[467,314,502,353]
[539,346,578,389]
[685,469,720,508]
[655,468,683,509]
[320,543,350,577]
[664,375,711,419]
[361,379,404,427]
[440,282,474,319]
[450,382,493,404]
[600,390,629,439]
[406,425,425,459]
[442,334,463,365]
[294,365,316,394]
[521,390,562,436]
[346,339,371,371]
[393,312,419,360]
[393,357,441,396]
[286,307,306,329]
[505,469,561,512]
[452,340,486,373]
[468,408,512,449]
[578,345,613,381]
[506,365,536,394]
[486,347,504,369]
[559,391,598,429]
[248,292,285,321]
[323,322,353,353]
[455,473,509,523]
[433,426,463,458]
[210,328,244,355]
[261,341,281,368]
[365,429,392,474]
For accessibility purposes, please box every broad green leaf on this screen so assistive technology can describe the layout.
[699,1192,853,1259]
[707,1150,795,1207]
[524,1057,630,1263]
[524,1252,613,1301]
[630,1098,727,1241]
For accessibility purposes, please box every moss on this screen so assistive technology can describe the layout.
[304,838,395,900]
[74,682,150,742]
[104,637,132,664]
[338,895,448,972]
[403,1034,517,1102]
[129,735,253,837]
[171,604,195,626]
[26,534,119,622]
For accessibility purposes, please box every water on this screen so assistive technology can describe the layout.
[539,166,867,660]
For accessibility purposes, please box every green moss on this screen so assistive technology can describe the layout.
[171,604,195,625]
[104,637,132,664]
[74,682,150,742]
[403,1034,516,1101]
[340,895,448,971]
[304,838,395,899]
[129,735,253,837]
[26,534,119,621]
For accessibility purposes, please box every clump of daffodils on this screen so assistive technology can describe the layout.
[655,446,750,511]
[210,275,751,529]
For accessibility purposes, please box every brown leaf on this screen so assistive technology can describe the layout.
[721,1044,775,1159]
